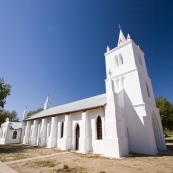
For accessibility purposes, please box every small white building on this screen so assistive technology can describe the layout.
[0,118,22,144]
[1,28,167,158]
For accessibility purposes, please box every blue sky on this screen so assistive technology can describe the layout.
[0,0,173,119]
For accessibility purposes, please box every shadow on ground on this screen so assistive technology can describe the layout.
[1,141,173,157]
[0,144,41,154]
[128,143,173,158]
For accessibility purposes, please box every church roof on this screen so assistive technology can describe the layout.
[25,93,106,121]
[10,122,22,129]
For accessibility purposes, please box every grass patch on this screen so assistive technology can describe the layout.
[33,160,55,168]
[53,167,86,173]
[0,152,28,162]
[73,153,100,159]
[87,154,100,158]
[63,164,69,169]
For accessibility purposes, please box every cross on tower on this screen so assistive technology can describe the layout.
[108,69,112,78]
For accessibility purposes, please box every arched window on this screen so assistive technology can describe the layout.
[115,55,119,66]
[13,131,17,139]
[146,82,150,97]
[138,55,143,66]
[97,116,102,140]
[119,54,123,65]
[75,123,80,150]
[61,122,64,138]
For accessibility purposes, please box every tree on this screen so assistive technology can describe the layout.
[155,96,173,130]
[27,108,43,117]
[0,78,11,109]
[0,109,19,125]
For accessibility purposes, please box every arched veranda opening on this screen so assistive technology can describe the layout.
[152,113,163,149]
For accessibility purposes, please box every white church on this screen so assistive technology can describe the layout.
[0,28,167,158]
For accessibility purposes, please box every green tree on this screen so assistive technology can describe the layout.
[155,96,173,130]
[0,78,11,109]
[27,108,43,117]
[0,109,19,125]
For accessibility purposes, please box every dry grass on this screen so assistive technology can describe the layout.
[33,160,55,167]
[52,167,86,173]
[73,153,100,159]
[1,138,173,173]
[8,151,173,173]
[0,144,61,162]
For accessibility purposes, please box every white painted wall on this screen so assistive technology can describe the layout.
[0,121,22,144]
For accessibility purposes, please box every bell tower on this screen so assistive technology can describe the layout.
[104,26,166,156]
[105,26,155,108]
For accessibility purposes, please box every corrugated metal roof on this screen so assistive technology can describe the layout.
[25,93,107,121]
[11,122,22,129]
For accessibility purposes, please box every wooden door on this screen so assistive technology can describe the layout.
[75,124,80,150]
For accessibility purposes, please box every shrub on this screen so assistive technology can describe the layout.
[63,164,69,169]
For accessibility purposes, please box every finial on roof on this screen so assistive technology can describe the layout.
[23,107,28,120]
[127,33,131,40]
[46,95,49,102]
[117,25,126,46]
[106,46,110,52]
[119,24,121,30]
[138,45,140,49]
[44,95,50,110]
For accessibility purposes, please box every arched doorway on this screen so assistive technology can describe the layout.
[75,124,80,150]
[152,113,163,149]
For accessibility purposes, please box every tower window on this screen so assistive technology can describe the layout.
[96,116,102,140]
[119,54,123,65]
[61,122,64,138]
[146,82,150,97]
[13,131,17,139]
[115,55,119,66]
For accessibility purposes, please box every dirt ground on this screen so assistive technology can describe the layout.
[0,136,173,173]
[0,144,61,162]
